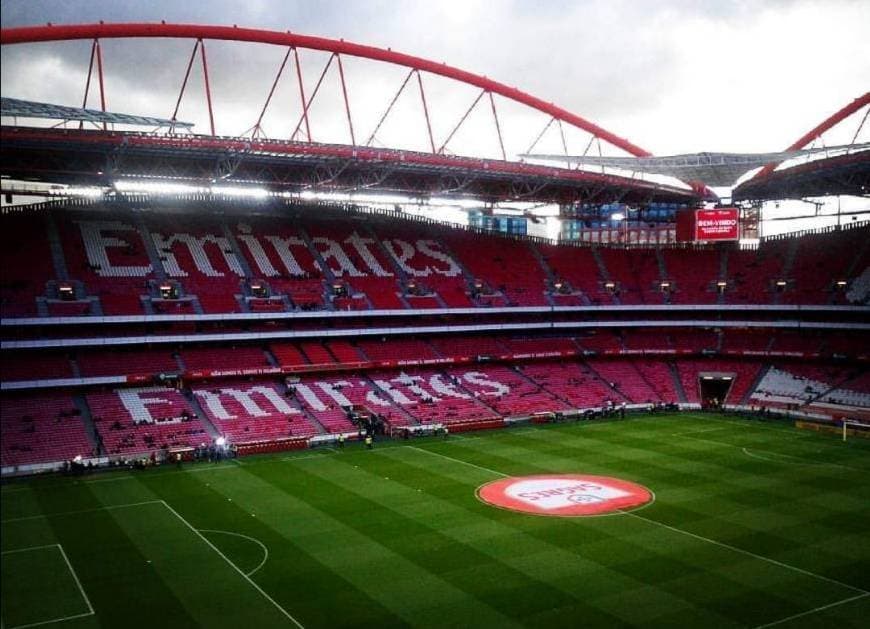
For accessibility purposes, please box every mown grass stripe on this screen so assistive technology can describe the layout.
[397,435,868,595]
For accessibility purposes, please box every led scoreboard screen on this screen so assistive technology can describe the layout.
[676,208,740,242]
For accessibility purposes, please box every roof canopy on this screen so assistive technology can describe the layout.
[523,145,870,187]
[0,97,194,129]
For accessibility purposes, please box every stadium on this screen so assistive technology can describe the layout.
[1,4,869,629]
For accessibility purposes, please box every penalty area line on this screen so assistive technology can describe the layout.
[0,499,163,524]
[160,501,305,629]
[402,445,868,596]
[404,445,508,478]
[752,592,869,629]
[621,510,868,596]
[741,447,864,472]
[0,544,95,629]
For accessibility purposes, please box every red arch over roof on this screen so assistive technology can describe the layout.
[0,22,652,158]
[754,92,870,180]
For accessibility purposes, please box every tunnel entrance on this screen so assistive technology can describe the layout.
[698,373,734,409]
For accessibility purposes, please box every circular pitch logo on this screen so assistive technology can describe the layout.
[477,474,653,516]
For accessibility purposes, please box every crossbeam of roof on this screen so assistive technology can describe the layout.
[522,144,870,186]
[0,97,194,129]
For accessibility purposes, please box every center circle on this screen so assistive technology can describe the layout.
[477,474,653,517]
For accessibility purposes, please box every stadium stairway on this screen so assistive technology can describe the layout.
[741,364,772,405]
[366,228,419,309]
[298,227,337,285]
[591,247,610,282]
[844,238,870,304]
[668,363,689,403]
[506,364,574,409]
[781,238,801,278]
[436,239,481,302]
[630,360,668,401]
[717,248,728,305]
[274,380,329,434]
[846,237,870,278]
[527,243,558,306]
[801,369,862,409]
[35,298,50,317]
[69,355,82,379]
[582,361,632,403]
[72,393,101,454]
[133,213,168,281]
[442,368,505,417]
[220,223,254,279]
[655,248,669,282]
[44,212,69,281]
[263,346,281,368]
[591,248,619,304]
[360,374,420,426]
[181,390,222,440]
[368,225,409,282]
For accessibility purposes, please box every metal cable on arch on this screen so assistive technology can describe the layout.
[1,22,654,156]
[1,22,703,204]
[734,92,870,200]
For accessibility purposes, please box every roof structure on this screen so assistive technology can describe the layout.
[0,126,696,204]
[0,22,701,205]
[0,97,194,129]
[522,145,870,187]
[733,150,870,201]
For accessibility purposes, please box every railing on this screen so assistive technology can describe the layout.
[760,219,870,243]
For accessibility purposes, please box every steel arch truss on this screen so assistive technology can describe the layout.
[0,22,703,204]
[735,92,870,200]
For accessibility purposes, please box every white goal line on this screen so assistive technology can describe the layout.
[1,543,95,629]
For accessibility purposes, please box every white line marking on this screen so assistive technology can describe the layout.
[752,592,869,629]
[79,474,138,485]
[685,414,867,449]
[404,445,508,477]
[0,486,30,494]
[672,423,867,472]
[673,433,739,448]
[197,529,269,577]
[183,464,243,474]
[7,611,94,629]
[405,446,659,518]
[1,500,163,524]
[1,544,61,555]
[1,544,95,629]
[504,428,542,435]
[741,447,864,472]
[160,501,304,629]
[621,510,868,595]
[449,434,483,441]
[282,451,337,461]
[670,426,733,437]
[56,544,95,616]
[404,445,868,596]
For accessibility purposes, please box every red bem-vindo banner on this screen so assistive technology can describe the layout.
[695,208,739,241]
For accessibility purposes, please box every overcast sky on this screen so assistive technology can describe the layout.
[1,0,868,233]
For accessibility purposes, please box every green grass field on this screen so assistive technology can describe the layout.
[2,413,869,629]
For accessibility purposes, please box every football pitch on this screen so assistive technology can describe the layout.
[2,413,869,629]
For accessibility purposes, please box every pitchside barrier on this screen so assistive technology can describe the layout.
[234,437,308,455]
[3,403,858,478]
[724,404,831,422]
